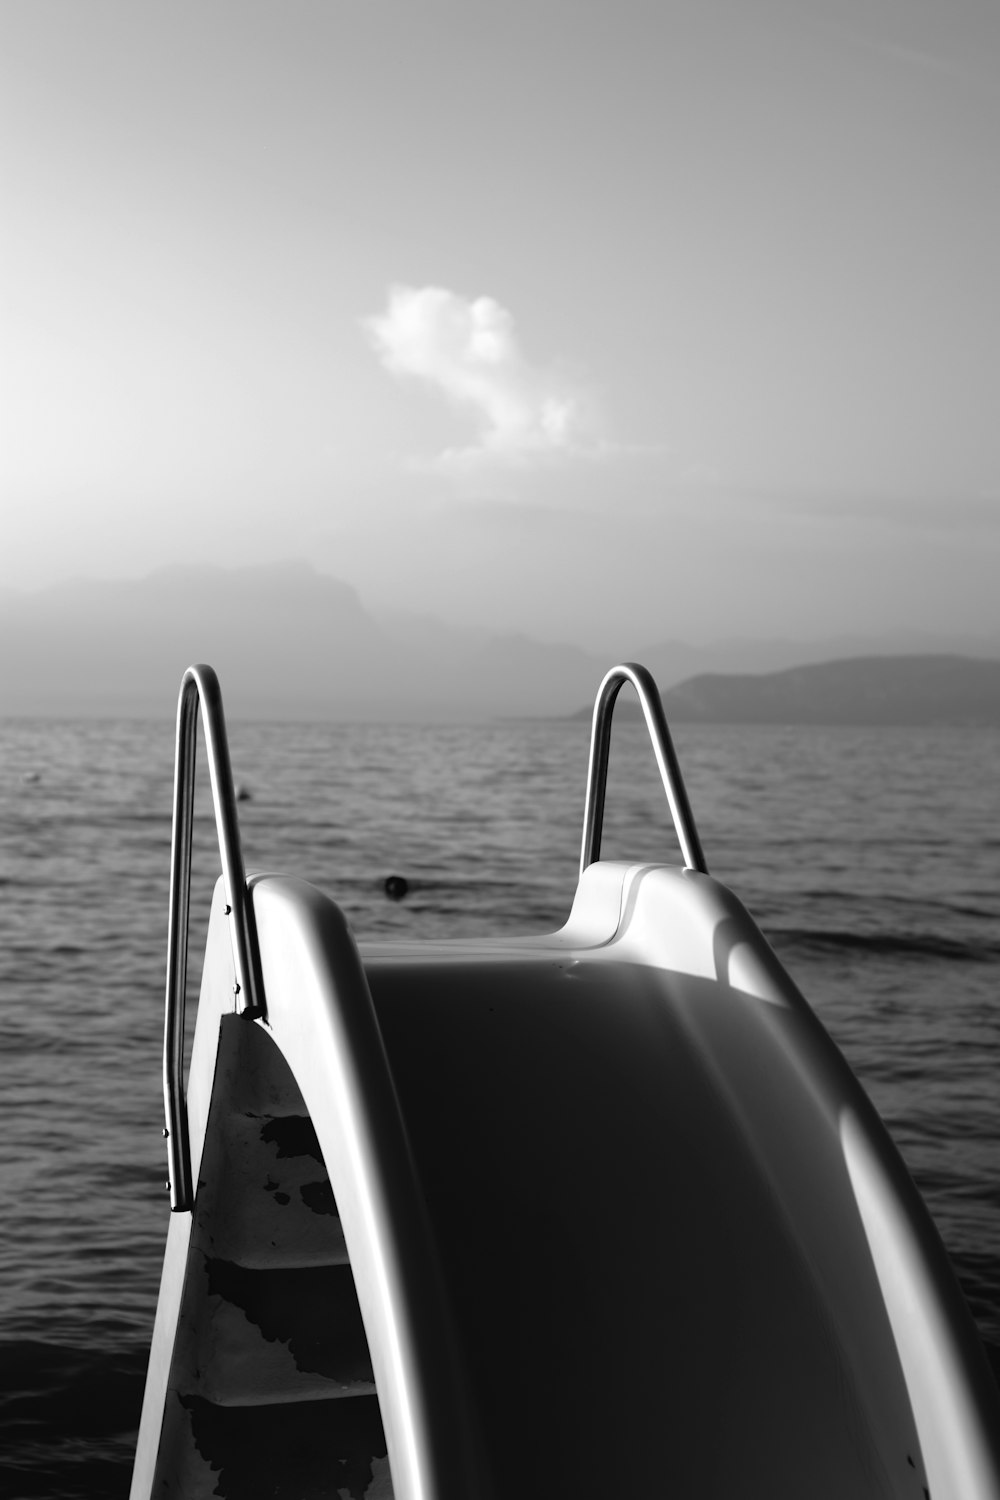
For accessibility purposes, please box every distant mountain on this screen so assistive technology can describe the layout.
[0,561,400,719]
[0,563,609,719]
[631,631,1000,692]
[3,563,999,721]
[656,656,1000,726]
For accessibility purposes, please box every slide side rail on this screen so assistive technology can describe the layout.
[163,663,264,1211]
[580,661,708,876]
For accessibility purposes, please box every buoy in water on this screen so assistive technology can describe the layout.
[383,875,409,901]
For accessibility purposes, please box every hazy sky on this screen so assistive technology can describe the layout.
[3,0,999,646]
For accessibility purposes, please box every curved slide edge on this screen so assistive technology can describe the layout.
[249,872,488,1500]
[609,861,1000,1499]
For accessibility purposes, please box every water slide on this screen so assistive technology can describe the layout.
[130,665,1000,1500]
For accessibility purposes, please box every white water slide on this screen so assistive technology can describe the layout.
[130,664,1000,1500]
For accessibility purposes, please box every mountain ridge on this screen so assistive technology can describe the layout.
[652,654,1000,726]
[2,563,999,721]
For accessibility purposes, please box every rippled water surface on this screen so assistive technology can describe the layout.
[1,713,998,1494]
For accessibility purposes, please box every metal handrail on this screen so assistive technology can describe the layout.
[163,664,265,1212]
[580,662,709,877]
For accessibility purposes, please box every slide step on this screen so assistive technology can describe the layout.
[156,1389,393,1499]
[171,1254,376,1405]
[142,1012,399,1497]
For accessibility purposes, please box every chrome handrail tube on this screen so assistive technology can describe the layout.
[580,662,709,877]
[163,664,265,1212]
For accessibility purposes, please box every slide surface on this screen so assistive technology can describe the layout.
[131,863,1000,1500]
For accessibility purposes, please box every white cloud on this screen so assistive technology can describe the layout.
[363,284,597,469]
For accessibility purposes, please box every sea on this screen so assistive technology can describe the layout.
[1,711,998,1496]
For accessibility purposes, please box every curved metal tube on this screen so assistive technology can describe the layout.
[580,662,709,877]
[163,664,264,1211]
